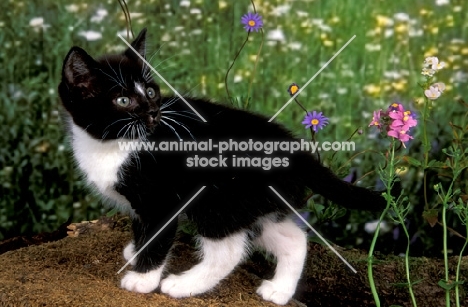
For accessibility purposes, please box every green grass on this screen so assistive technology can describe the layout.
[0,0,467,260]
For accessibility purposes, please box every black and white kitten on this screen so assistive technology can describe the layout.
[59,29,385,305]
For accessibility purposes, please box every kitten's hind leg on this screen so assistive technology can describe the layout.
[160,231,248,298]
[254,218,307,306]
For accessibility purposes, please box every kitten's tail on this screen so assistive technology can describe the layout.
[301,158,391,211]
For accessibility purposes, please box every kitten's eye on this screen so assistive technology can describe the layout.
[146,87,156,99]
[116,97,131,107]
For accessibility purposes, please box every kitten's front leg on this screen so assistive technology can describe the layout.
[121,217,177,293]
[122,241,137,265]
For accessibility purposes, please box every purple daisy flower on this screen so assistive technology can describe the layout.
[241,12,263,32]
[302,111,329,132]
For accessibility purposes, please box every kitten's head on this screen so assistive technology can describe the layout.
[59,28,160,140]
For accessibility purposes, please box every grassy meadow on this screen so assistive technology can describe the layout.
[0,0,467,265]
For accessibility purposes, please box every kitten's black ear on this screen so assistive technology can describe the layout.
[62,46,97,87]
[125,28,147,59]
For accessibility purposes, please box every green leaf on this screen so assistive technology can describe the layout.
[437,279,463,290]
[427,159,446,168]
[405,156,422,167]
[333,208,347,220]
[423,209,439,227]
[106,208,119,217]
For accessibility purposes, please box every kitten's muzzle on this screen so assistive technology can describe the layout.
[147,110,161,127]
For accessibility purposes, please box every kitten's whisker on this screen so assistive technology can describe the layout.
[161,110,201,122]
[147,42,167,64]
[160,119,182,140]
[117,121,135,139]
[160,97,180,110]
[147,64,175,76]
[102,118,132,140]
[118,59,127,88]
[152,52,181,70]
[102,130,110,140]
[99,68,127,90]
[142,44,167,80]
[103,118,132,134]
[125,124,135,140]
[105,58,127,89]
[108,83,122,92]
[160,84,200,110]
[161,115,196,140]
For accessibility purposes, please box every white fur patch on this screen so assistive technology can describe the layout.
[71,124,133,214]
[134,82,146,97]
[254,218,307,305]
[160,231,248,298]
[121,264,165,293]
[123,242,137,266]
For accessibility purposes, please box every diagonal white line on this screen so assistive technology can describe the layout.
[117,186,206,274]
[268,35,356,122]
[118,34,207,123]
[268,186,357,273]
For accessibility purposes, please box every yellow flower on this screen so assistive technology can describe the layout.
[287,83,300,96]
[391,80,407,92]
[364,84,381,96]
[395,23,408,34]
[396,166,408,176]
[376,15,393,27]
[419,9,433,16]
[445,15,454,27]
[330,16,340,24]
[424,47,438,58]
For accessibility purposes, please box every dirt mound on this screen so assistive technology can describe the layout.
[0,216,465,306]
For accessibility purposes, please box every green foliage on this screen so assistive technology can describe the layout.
[0,0,467,261]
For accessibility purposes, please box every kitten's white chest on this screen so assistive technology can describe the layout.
[71,124,132,211]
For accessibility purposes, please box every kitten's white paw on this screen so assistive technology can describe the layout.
[256,280,294,306]
[161,274,210,298]
[123,242,136,265]
[120,269,162,293]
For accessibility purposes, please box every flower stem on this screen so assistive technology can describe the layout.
[368,142,396,307]
[422,97,430,210]
[455,220,468,307]
[442,200,451,307]
[368,206,389,307]
[245,28,263,108]
[455,219,468,307]
[224,32,250,100]
[396,213,417,306]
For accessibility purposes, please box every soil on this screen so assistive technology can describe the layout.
[0,216,466,307]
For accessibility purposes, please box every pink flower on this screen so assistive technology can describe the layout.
[369,102,418,147]
[368,110,382,128]
[388,103,404,113]
[387,127,413,147]
[389,109,417,130]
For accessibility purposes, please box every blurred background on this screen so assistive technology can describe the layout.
[0,0,467,257]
